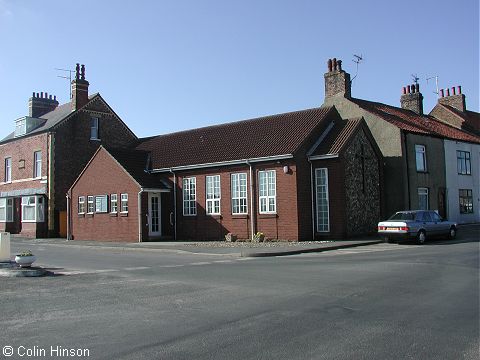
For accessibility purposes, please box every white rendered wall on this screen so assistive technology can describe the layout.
[444,139,480,224]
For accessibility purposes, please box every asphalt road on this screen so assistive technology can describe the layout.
[1,232,479,360]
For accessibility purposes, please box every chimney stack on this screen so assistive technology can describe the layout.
[28,91,59,118]
[400,83,424,115]
[324,57,351,99]
[71,63,89,111]
[438,85,466,112]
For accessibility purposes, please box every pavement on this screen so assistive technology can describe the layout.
[9,235,383,258]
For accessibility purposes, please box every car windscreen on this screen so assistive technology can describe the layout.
[388,212,416,221]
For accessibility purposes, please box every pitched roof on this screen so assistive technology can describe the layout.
[351,98,480,144]
[1,94,99,143]
[311,118,364,156]
[106,148,169,190]
[136,106,336,169]
[434,103,480,133]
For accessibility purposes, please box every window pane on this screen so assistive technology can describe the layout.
[316,168,329,232]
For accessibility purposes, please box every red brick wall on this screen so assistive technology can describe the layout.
[310,158,347,239]
[70,148,140,242]
[0,133,49,237]
[168,161,300,241]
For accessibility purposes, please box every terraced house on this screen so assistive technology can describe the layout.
[322,58,480,222]
[0,64,137,237]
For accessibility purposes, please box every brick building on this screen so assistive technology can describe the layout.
[0,64,137,237]
[322,58,480,219]
[68,107,383,242]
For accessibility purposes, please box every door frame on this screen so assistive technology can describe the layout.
[148,192,162,237]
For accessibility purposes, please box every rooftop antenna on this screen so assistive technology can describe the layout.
[55,67,75,99]
[351,54,363,84]
[426,75,439,98]
[411,73,420,85]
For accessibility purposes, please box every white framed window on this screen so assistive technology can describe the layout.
[111,194,118,213]
[415,145,427,172]
[5,157,11,182]
[33,151,42,178]
[121,193,128,213]
[259,170,276,214]
[457,151,471,175]
[0,198,14,222]
[95,195,108,213]
[206,175,221,215]
[418,188,429,210]
[78,196,85,214]
[231,173,248,214]
[315,168,330,232]
[183,177,197,216]
[21,196,44,222]
[87,196,94,213]
[90,117,99,140]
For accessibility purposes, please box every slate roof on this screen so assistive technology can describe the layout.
[136,106,336,169]
[1,94,99,143]
[106,148,169,190]
[311,118,364,156]
[351,98,480,144]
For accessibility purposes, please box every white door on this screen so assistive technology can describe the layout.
[148,193,161,237]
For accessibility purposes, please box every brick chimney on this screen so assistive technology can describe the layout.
[400,83,423,115]
[28,92,59,118]
[324,58,351,99]
[438,86,466,112]
[71,63,89,111]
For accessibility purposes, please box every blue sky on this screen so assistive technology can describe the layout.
[0,0,478,140]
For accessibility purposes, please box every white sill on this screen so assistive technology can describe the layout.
[90,138,101,141]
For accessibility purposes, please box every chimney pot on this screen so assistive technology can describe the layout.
[457,85,462,94]
[407,85,411,94]
[41,92,44,98]
[81,64,85,80]
[333,58,337,71]
[415,83,419,93]
[32,92,35,97]
[452,87,456,95]
[337,60,342,71]
[440,89,444,97]
[45,92,48,99]
[402,86,406,94]
[75,63,80,80]
[54,95,56,101]
[446,88,450,96]
[327,59,333,72]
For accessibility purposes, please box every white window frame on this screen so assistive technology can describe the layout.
[33,151,42,179]
[418,188,429,210]
[95,195,108,213]
[78,196,85,214]
[21,195,44,223]
[90,117,99,140]
[110,194,118,213]
[5,157,12,182]
[231,173,248,215]
[258,170,276,214]
[87,196,94,214]
[457,150,471,175]
[0,198,14,222]
[315,168,330,233]
[415,145,427,172]
[120,193,129,213]
[183,177,197,216]
[206,175,221,215]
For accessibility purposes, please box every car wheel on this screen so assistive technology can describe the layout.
[448,227,457,240]
[417,230,427,245]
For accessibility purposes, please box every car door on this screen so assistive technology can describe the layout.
[421,211,436,235]
[431,211,448,235]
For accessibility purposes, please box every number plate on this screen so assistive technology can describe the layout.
[386,227,397,231]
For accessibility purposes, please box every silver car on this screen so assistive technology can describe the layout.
[378,210,457,244]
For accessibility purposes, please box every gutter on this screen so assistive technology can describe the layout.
[308,154,339,161]
[150,154,294,173]
[138,189,144,242]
